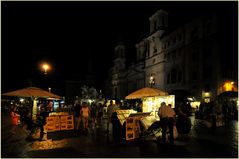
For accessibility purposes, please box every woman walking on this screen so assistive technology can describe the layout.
[80,102,90,132]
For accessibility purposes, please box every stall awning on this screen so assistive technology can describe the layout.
[125,87,168,99]
[2,87,61,99]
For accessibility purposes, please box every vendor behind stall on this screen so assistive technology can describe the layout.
[136,101,143,112]
[158,102,176,144]
[37,105,50,140]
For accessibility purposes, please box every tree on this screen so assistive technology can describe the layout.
[81,85,98,99]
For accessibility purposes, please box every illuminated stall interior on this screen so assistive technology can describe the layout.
[218,81,238,95]
[142,95,175,118]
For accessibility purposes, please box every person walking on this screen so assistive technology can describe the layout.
[158,102,176,145]
[80,102,90,132]
[97,103,104,126]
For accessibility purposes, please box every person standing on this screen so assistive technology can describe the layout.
[158,102,176,144]
[90,102,98,128]
[97,103,104,126]
[10,107,20,134]
[74,102,81,131]
[106,100,118,133]
[80,102,90,132]
[38,106,49,140]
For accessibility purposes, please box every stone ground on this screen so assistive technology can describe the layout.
[1,111,238,158]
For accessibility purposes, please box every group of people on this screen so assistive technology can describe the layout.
[9,101,54,141]
[8,99,186,145]
[73,100,179,144]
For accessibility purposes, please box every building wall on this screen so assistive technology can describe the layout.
[108,9,237,102]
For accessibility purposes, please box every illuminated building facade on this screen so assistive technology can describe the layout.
[109,9,237,102]
[111,42,145,99]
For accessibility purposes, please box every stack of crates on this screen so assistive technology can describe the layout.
[46,116,60,132]
[60,115,68,130]
[60,115,74,130]
[125,117,140,140]
[66,115,74,130]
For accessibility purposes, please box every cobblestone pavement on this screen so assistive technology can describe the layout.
[1,112,238,158]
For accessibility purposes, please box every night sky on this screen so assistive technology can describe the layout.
[2,1,238,96]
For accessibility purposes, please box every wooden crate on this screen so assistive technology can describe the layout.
[67,120,74,125]
[67,124,74,130]
[46,125,58,132]
[60,116,68,123]
[47,116,60,124]
[46,116,61,132]
[60,123,68,130]
[67,115,74,120]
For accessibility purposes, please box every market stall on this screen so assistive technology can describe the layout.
[123,87,175,140]
[2,87,63,139]
[2,86,62,120]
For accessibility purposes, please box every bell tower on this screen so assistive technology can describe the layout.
[113,41,126,72]
[149,9,168,37]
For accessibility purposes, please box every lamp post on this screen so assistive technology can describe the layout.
[149,74,155,88]
[41,62,51,90]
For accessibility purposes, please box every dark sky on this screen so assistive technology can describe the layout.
[2,1,238,96]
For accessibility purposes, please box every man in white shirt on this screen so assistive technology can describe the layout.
[158,102,176,144]
[106,100,118,133]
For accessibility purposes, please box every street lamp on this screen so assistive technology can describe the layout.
[42,63,50,75]
[149,74,155,87]
[41,62,51,90]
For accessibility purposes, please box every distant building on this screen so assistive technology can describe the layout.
[108,9,238,102]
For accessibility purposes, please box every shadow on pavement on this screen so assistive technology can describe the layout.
[47,130,78,140]
[27,147,87,158]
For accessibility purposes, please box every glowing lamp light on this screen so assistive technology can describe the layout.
[42,63,50,75]
[204,92,210,97]
[20,98,24,102]
[224,82,234,91]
